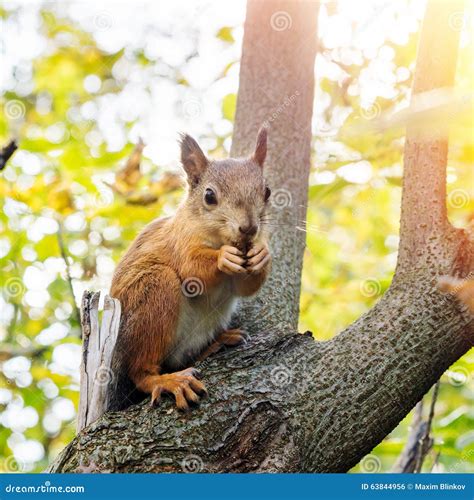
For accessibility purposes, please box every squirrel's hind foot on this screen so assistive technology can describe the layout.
[149,368,207,411]
[217,328,249,346]
[196,328,249,363]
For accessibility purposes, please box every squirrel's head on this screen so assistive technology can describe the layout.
[180,127,270,250]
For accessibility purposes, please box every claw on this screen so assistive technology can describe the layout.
[188,368,202,379]
[151,386,162,407]
[147,369,207,411]
[240,330,251,343]
[217,328,249,346]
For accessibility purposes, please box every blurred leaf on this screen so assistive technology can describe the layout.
[216,26,234,43]
[222,93,237,121]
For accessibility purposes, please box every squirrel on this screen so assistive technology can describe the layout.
[106,127,272,412]
[438,276,474,314]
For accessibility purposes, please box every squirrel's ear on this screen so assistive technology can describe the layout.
[179,134,209,187]
[252,126,267,168]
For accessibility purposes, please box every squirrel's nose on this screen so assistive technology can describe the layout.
[239,224,258,237]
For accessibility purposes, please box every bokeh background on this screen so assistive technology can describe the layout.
[0,0,473,473]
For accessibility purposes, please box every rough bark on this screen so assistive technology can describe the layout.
[49,0,473,473]
[49,272,473,473]
[397,0,465,272]
[231,0,319,331]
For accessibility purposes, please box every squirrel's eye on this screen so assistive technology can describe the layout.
[264,187,271,202]
[204,188,217,205]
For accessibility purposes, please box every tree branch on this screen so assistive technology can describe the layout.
[0,139,18,170]
[392,381,440,473]
[414,381,439,473]
[397,0,464,270]
[0,345,48,362]
[57,220,81,326]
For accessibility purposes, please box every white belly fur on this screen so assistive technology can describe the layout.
[165,279,238,370]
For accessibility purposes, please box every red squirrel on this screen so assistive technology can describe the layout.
[107,128,271,411]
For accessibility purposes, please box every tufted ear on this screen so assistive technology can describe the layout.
[179,134,209,187]
[252,126,267,168]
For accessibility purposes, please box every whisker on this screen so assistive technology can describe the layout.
[261,221,328,235]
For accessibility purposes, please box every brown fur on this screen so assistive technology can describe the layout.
[438,276,474,314]
[196,328,249,362]
[107,128,271,411]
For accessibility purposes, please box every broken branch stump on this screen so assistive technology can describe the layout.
[77,291,121,433]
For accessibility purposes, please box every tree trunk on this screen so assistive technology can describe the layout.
[49,0,473,473]
[231,0,318,332]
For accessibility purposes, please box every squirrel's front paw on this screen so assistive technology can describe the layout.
[217,245,247,275]
[246,243,271,273]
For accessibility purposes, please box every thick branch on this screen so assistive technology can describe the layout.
[49,254,473,472]
[397,0,464,270]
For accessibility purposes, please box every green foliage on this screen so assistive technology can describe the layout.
[216,27,235,44]
[222,93,237,122]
